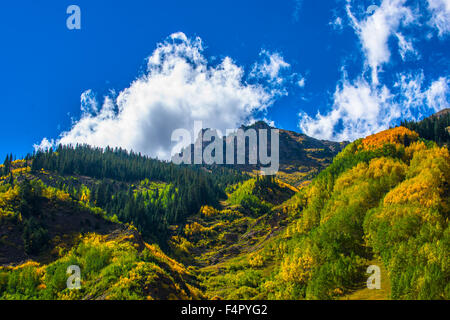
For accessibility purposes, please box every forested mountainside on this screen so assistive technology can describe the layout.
[0,116,448,300]
[401,108,450,147]
[189,126,448,300]
[14,145,247,244]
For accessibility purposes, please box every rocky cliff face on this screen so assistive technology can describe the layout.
[176,121,348,187]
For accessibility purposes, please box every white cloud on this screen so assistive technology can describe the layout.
[250,50,291,85]
[262,118,276,127]
[426,76,450,111]
[395,32,418,60]
[427,0,450,37]
[394,72,427,119]
[346,0,416,84]
[395,73,450,116]
[37,33,279,160]
[299,73,450,141]
[34,138,55,151]
[80,89,98,115]
[297,1,448,143]
[297,77,306,88]
[299,77,399,141]
[330,16,344,31]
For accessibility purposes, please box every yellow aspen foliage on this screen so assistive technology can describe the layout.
[407,146,450,181]
[144,243,187,274]
[184,222,208,237]
[334,157,406,193]
[366,157,407,180]
[248,253,264,267]
[55,190,71,202]
[419,243,439,265]
[276,179,300,193]
[384,169,442,208]
[80,187,91,203]
[384,146,450,210]
[271,241,287,259]
[333,162,368,192]
[404,141,428,161]
[11,167,31,175]
[200,205,218,217]
[295,211,319,234]
[333,288,344,296]
[373,205,444,228]
[0,185,19,207]
[280,246,315,284]
[170,235,193,254]
[11,159,27,166]
[42,186,71,202]
[359,126,419,150]
[11,261,40,271]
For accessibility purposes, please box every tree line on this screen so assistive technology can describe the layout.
[29,144,247,243]
[401,112,450,146]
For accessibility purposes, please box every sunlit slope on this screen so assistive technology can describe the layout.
[187,127,449,300]
[0,229,203,300]
[1,125,448,300]
[0,160,204,300]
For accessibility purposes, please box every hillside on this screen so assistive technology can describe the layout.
[429,108,450,118]
[0,121,449,300]
[401,108,450,146]
[0,176,203,299]
[0,148,240,299]
[180,126,449,300]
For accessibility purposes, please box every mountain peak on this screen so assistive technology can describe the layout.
[176,121,347,187]
[428,108,450,119]
[241,121,273,131]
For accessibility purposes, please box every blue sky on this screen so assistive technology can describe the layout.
[0,0,449,160]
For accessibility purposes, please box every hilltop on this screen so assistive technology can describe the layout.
[429,108,450,118]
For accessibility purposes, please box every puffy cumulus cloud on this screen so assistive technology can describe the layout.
[346,0,416,84]
[299,77,398,141]
[80,89,98,115]
[426,77,450,111]
[299,74,450,141]
[36,33,280,160]
[34,138,55,151]
[427,0,450,37]
[250,50,306,96]
[250,50,291,86]
[299,0,448,143]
